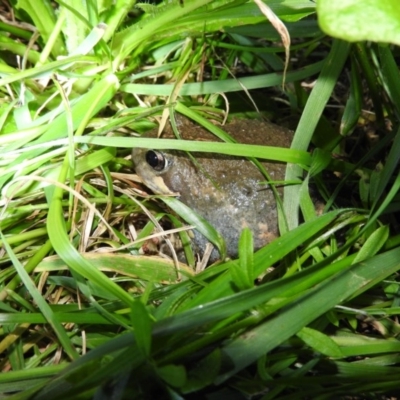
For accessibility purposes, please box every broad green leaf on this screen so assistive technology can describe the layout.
[317,0,400,45]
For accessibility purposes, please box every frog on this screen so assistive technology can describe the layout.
[131,115,293,263]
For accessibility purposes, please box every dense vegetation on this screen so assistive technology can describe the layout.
[1,0,400,398]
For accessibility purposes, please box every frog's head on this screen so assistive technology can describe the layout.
[131,148,179,196]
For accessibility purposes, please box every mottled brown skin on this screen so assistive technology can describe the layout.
[132,116,292,262]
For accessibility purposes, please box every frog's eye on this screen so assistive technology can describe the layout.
[145,150,168,172]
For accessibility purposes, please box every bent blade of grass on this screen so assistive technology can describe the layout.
[76,136,311,165]
[44,101,134,308]
[215,246,400,383]
[0,39,38,69]
[47,179,135,308]
[35,253,193,283]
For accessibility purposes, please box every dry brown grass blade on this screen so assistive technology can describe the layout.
[253,0,291,86]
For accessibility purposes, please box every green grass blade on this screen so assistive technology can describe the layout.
[16,0,65,56]
[284,39,350,230]
[122,60,324,95]
[161,196,227,259]
[77,135,311,164]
